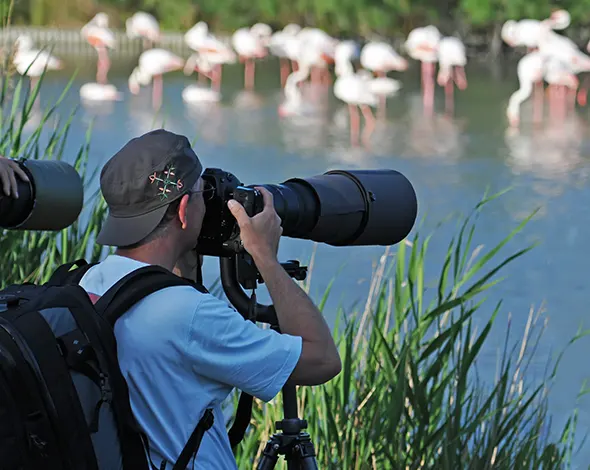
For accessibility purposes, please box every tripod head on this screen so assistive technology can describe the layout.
[218,253,307,327]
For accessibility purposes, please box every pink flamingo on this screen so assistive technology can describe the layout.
[184,22,236,92]
[128,48,185,110]
[506,52,545,127]
[334,41,402,146]
[404,26,441,116]
[436,37,467,115]
[502,10,571,120]
[81,13,116,85]
[360,41,408,118]
[231,24,272,90]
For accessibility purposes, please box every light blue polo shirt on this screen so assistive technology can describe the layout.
[78,254,302,469]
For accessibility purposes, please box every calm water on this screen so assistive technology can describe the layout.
[15,54,590,465]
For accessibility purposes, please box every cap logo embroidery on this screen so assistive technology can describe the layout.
[149,165,184,200]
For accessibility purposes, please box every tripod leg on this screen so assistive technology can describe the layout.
[257,441,280,470]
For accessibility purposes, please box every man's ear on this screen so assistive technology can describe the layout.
[178,194,191,229]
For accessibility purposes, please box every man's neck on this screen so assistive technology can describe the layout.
[115,241,179,273]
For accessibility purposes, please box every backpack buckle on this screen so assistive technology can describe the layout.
[0,294,22,307]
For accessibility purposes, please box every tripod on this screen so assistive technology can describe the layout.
[218,253,320,469]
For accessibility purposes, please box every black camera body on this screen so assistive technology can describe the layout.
[197,168,264,257]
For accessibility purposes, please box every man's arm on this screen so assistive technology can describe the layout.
[228,188,341,386]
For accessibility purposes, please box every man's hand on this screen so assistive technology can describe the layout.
[0,156,29,198]
[227,187,283,263]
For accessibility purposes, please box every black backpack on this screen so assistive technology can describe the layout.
[0,259,216,470]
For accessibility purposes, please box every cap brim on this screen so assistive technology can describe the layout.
[96,204,169,247]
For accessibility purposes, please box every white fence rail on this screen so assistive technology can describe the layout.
[0,26,198,57]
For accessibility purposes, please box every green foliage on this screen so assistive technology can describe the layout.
[0,67,110,287]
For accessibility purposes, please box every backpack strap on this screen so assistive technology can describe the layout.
[94,266,215,470]
[46,259,98,286]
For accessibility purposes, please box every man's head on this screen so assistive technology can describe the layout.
[96,129,208,254]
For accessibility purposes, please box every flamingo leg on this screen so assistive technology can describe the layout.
[423,62,435,117]
[213,64,222,92]
[96,47,110,84]
[445,80,454,115]
[348,103,360,146]
[360,104,376,145]
[152,74,163,110]
[533,81,544,125]
[244,58,255,90]
[376,70,387,119]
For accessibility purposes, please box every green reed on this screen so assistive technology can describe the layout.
[0,47,586,470]
[232,195,587,469]
[0,59,111,287]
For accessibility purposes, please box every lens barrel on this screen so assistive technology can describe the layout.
[0,159,83,231]
[257,169,417,247]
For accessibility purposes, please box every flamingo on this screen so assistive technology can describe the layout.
[333,40,401,146]
[278,61,317,117]
[436,37,467,115]
[182,52,223,103]
[184,23,236,92]
[295,28,337,85]
[537,13,590,110]
[12,35,63,104]
[128,48,185,109]
[506,52,545,127]
[501,10,571,52]
[126,11,160,48]
[81,13,116,84]
[404,25,441,115]
[231,25,270,90]
[269,23,302,87]
[360,41,408,118]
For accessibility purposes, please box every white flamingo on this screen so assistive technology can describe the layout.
[126,11,160,48]
[128,48,185,109]
[501,10,571,51]
[295,28,337,86]
[507,52,545,127]
[360,40,408,118]
[81,13,116,84]
[182,53,222,103]
[278,61,317,117]
[184,23,236,92]
[13,35,63,102]
[269,23,302,87]
[333,40,401,146]
[404,25,441,115]
[231,24,270,90]
[437,36,468,115]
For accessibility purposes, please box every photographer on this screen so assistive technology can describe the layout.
[77,129,341,470]
[0,155,30,199]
